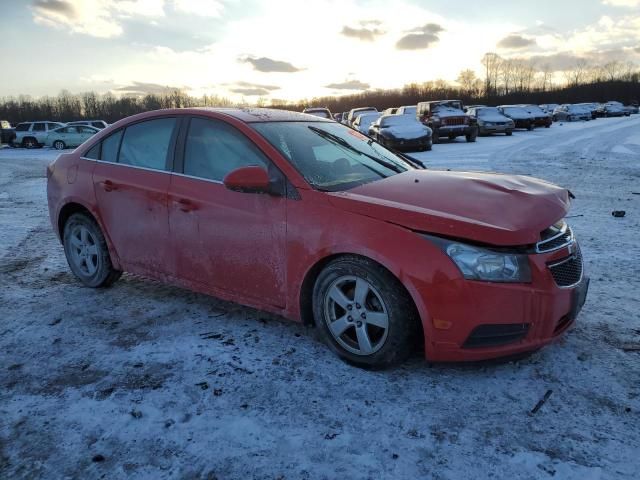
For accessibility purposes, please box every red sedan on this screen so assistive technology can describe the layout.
[47,108,588,368]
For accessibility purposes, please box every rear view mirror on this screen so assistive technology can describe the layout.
[223,166,270,194]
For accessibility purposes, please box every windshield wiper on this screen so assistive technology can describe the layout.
[308,126,404,174]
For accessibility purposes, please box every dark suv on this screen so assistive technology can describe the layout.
[416,100,477,143]
[1,120,15,145]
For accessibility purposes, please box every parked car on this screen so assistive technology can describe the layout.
[539,104,559,115]
[417,100,477,143]
[67,120,109,129]
[353,112,382,135]
[574,103,600,119]
[519,105,552,128]
[625,104,639,114]
[1,120,15,145]
[369,114,432,151]
[552,104,591,122]
[395,105,416,116]
[497,106,535,130]
[466,107,514,136]
[602,101,629,117]
[382,107,398,115]
[347,107,377,126]
[46,125,100,150]
[13,121,66,148]
[47,107,588,368]
[302,107,333,119]
[340,112,350,124]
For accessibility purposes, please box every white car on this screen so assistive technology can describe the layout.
[67,120,109,129]
[45,125,100,150]
[352,112,382,135]
[347,107,378,126]
[13,121,66,148]
[395,105,417,116]
[369,114,433,151]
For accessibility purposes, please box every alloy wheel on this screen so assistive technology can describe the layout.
[323,275,389,356]
[68,225,99,276]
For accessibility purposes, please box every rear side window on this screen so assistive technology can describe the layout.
[183,117,268,181]
[48,123,61,130]
[101,130,123,163]
[119,118,176,171]
[92,122,105,128]
[15,123,30,132]
[33,123,46,132]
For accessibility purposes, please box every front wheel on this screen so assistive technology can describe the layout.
[506,130,513,136]
[465,128,477,142]
[63,213,122,288]
[312,256,419,369]
[527,122,533,131]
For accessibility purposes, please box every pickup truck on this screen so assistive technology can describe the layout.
[1,120,15,145]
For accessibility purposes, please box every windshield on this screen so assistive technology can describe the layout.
[252,121,415,192]
[400,106,416,115]
[503,107,527,115]
[432,102,462,113]
[476,107,501,117]
[525,105,545,114]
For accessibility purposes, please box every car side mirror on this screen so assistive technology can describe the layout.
[223,166,271,194]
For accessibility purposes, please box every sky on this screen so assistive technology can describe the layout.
[1,0,639,102]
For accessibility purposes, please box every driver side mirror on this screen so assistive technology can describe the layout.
[223,166,271,194]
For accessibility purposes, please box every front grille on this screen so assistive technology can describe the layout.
[537,223,573,253]
[548,247,583,287]
[442,117,466,126]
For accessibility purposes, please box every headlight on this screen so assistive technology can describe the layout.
[484,122,494,126]
[424,235,531,283]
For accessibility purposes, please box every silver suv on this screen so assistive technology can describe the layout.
[13,121,66,148]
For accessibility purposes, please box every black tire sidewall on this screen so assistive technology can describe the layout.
[312,256,418,369]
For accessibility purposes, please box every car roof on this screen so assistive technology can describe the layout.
[194,107,331,123]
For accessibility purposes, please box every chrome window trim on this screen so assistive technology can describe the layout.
[79,157,224,184]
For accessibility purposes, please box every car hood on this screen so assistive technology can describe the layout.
[328,170,571,246]
[478,114,511,123]
[384,124,431,139]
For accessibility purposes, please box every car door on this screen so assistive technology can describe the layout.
[32,123,47,143]
[92,117,178,274]
[168,116,287,307]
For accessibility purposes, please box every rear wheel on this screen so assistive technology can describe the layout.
[527,122,533,131]
[313,256,419,369]
[22,137,37,149]
[63,213,122,288]
[506,130,513,136]
[465,128,477,143]
[53,140,65,150]
[431,129,440,144]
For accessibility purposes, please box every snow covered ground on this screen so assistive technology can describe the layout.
[1,116,639,479]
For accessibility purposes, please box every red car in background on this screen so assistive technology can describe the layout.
[47,108,588,368]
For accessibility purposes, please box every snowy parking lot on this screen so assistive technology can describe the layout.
[1,116,639,479]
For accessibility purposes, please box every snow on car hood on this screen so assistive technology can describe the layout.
[385,124,430,139]
[328,170,571,246]
[478,113,511,122]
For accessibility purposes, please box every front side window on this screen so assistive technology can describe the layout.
[15,123,30,132]
[253,121,415,192]
[183,117,268,181]
[119,118,176,170]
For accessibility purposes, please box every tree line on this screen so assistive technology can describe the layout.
[1,52,638,124]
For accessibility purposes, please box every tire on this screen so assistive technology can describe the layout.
[53,140,65,150]
[527,122,533,131]
[22,137,37,149]
[312,256,419,369]
[545,124,550,128]
[431,129,439,144]
[506,130,513,136]
[426,139,432,151]
[552,115,557,122]
[465,128,477,143]
[63,213,122,288]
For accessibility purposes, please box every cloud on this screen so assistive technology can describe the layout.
[497,34,537,49]
[30,0,167,38]
[115,81,185,95]
[341,23,385,41]
[324,80,370,90]
[396,23,443,50]
[226,81,280,96]
[31,0,76,17]
[240,56,304,73]
[172,0,223,17]
[602,0,640,6]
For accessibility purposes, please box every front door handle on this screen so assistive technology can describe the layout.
[99,180,116,192]
[175,198,197,212]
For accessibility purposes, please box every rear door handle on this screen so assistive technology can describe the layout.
[175,198,197,212]
[99,180,116,192]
